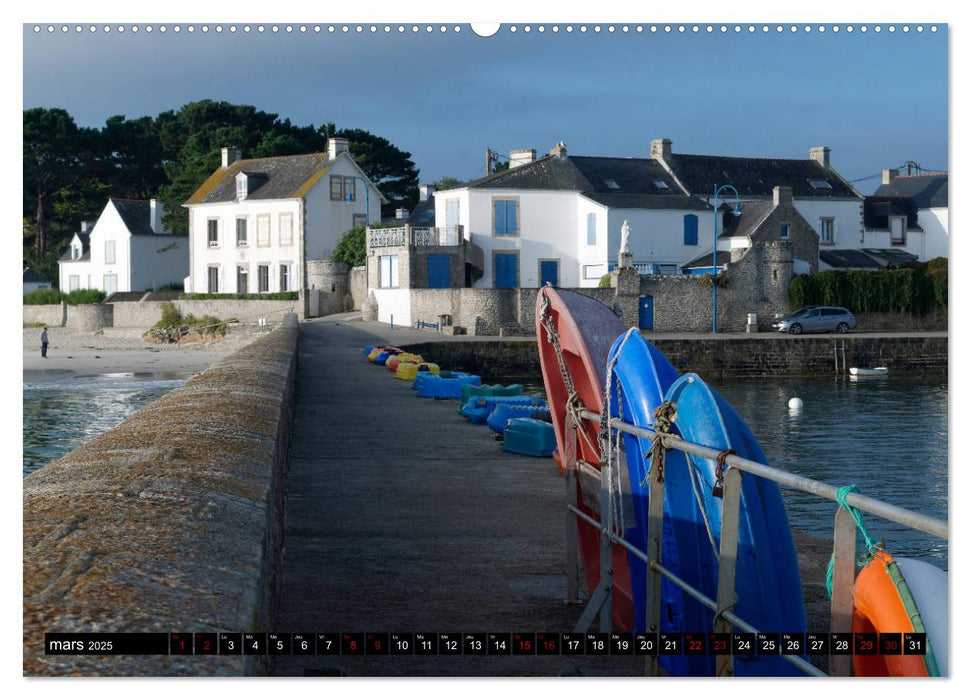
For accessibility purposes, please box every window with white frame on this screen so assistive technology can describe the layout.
[236,217,248,246]
[493,198,518,236]
[820,218,834,244]
[256,214,270,246]
[207,266,219,293]
[379,255,399,288]
[69,275,79,291]
[583,264,606,280]
[103,274,117,295]
[586,213,597,246]
[72,244,81,259]
[890,216,906,245]
[257,264,270,293]
[280,263,292,292]
[105,240,116,264]
[236,265,248,293]
[279,213,294,246]
[207,219,219,247]
[236,173,248,200]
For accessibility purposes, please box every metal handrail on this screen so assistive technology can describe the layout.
[567,407,946,678]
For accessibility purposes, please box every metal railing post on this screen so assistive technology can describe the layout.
[565,417,580,604]
[598,452,614,633]
[714,467,743,677]
[829,507,858,677]
[644,438,667,677]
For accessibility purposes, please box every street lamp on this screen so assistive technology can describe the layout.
[345,175,371,226]
[712,184,741,333]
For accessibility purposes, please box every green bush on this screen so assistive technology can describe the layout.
[331,226,366,268]
[788,260,947,315]
[23,288,106,305]
[149,302,227,341]
[598,273,612,288]
[23,288,63,305]
[64,289,106,305]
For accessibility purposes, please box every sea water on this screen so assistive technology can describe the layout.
[517,374,948,565]
[22,371,191,477]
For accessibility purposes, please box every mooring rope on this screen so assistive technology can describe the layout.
[826,484,881,598]
[600,328,637,535]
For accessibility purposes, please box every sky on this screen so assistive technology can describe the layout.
[21,19,948,195]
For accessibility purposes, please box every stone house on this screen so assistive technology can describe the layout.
[183,140,385,315]
[57,199,187,294]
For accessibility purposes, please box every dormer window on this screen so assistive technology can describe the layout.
[236,173,249,201]
[72,245,81,260]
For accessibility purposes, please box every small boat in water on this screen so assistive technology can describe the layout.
[850,367,889,376]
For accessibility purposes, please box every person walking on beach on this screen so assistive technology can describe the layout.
[40,326,49,358]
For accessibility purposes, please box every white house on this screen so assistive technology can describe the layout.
[430,139,864,288]
[183,140,385,297]
[864,170,948,261]
[57,199,187,294]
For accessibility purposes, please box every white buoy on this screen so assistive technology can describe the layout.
[788,397,804,411]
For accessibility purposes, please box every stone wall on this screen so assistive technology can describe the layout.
[66,303,113,332]
[306,260,350,315]
[23,303,66,327]
[23,315,300,676]
[349,266,367,311]
[111,300,300,328]
[401,334,947,379]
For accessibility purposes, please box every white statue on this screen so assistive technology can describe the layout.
[620,220,631,254]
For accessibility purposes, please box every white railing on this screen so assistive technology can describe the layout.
[368,225,464,248]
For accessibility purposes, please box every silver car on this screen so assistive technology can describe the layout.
[773,306,857,334]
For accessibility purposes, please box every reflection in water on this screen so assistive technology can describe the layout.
[23,373,189,477]
[518,374,947,565]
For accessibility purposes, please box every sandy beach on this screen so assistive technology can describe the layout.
[22,326,255,377]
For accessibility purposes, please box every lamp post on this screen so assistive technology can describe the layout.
[346,175,371,226]
[712,184,741,333]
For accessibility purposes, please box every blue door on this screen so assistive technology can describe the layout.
[495,253,518,288]
[638,296,654,330]
[540,260,559,287]
[427,254,451,288]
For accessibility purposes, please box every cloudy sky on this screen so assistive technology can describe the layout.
[22,19,947,194]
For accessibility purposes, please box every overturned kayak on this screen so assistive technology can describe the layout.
[460,383,524,403]
[395,361,440,381]
[501,418,556,458]
[459,395,542,425]
[486,401,551,434]
[387,353,423,372]
[413,371,481,399]
[536,287,634,630]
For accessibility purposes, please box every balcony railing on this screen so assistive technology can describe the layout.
[368,225,464,248]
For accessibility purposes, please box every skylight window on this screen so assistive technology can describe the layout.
[809,179,833,190]
[603,179,620,190]
[653,180,669,190]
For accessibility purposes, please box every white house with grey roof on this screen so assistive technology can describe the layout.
[57,199,187,294]
[184,140,385,301]
[860,170,948,262]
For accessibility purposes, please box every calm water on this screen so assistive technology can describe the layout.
[23,372,190,477]
[514,374,948,565]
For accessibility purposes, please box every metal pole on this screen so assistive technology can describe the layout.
[565,416,580,604]
[644,441,666,677]
[712,185,719,334]
[598,451,614,633]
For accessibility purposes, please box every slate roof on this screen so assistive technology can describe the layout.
[819,248,918,269]
[58,233,91,262]
[663,153,859,198]
[718,200,776,239]
[23,267,50,284]
[863,196,923,232]
[683,250,732,269]
[872,173,948,209]
[457,154,705,210]
[408,195,436,226]
[186,153,334,205]
[111,199,165,237]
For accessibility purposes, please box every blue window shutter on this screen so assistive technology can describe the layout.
[684,214,698,246]
[494,201,506,235]
[507,201,517,235]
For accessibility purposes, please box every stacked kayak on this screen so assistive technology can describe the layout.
[387,353,423,372]
[395,361,440,381]
[486,402,551,434]
[460,383,524,403]
[414,371,481,399]
[502,418,556,457]
[370,347,404,365]
[459,395,542,425]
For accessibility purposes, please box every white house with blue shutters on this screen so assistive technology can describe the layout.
[433,143,714,289]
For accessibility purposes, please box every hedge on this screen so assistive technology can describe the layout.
[788,257,947,315]
[23,288,106,305]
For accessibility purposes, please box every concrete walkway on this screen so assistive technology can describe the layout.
[269,316,643,676]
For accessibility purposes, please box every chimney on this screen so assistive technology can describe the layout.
[80,221,94,233]
[149,199,165,233]
[419,184,436,201]
[328,137,350,160]
[882,168,899,185]
[809,146,831,168]
[221,146,242,169]
[396,208,410,220]
[650,138,672,160]
[772,186,793,207]
[509,148,536,169]
[549,141,567,158]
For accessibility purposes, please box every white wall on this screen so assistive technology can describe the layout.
[372,288,412,326]
[129,234,189,290]
[302,156,383,262]
[921,207,949,260]
[606,207,716,269]
[793,198,863,250]
[576,200,609,288]
[85,202,132,292]
[188,199,302,294]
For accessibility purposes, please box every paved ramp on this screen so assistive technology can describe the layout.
[269,318,642,676]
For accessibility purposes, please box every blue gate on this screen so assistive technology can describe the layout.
[495,253,519,288]
[639,295,654,330]
[427,254,451,288]
[539,260,559,287]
